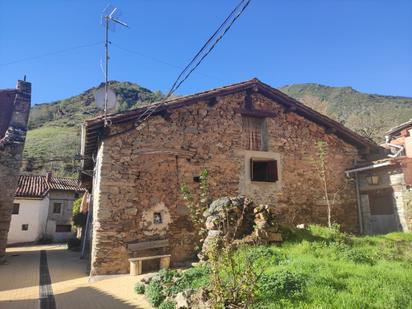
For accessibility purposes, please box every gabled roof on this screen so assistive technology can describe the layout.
[15,175,85,198]
[387,119,412,137]
[81,78,378,170]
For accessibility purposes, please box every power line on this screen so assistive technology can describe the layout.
[129,0,252,128]
[0,42,104,67]
[111,43,224,82]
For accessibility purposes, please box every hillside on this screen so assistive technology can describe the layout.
[23,81,163,177]
[280,83,412,142]
[23,81,412,178]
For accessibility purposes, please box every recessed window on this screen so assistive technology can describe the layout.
[21,224,28,231]
[55,224,72,232]
[12,203,20,215]
[53,203,62,214]
[193,176,200,183]
[153,212,163,225]
[250,159,278,182]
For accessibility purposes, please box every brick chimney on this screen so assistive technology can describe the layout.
[46,171,52,182]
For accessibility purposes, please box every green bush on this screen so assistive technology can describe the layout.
[308,224,350,243]
[73,212,87,227]
[158,268,178,285]
[258,271,306,300]
[168,265,210,295]
[158,301,176,309]
[67,237,81,251]
[145,280,165,307]
[134,283,145,294]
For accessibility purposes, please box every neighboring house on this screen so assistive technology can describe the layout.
[0,79,31,262]
[7,173,84,245]
[346,120,412,234]
[80,78,378,275]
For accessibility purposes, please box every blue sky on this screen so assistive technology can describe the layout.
[0,0,411,104]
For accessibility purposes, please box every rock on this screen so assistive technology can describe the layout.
[175,289,194,309]
[205,197,231,216]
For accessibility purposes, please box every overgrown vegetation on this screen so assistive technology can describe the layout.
[139,225,412,308]
[180,169,211,250]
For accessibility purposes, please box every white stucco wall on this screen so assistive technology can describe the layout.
[7,197,49,244]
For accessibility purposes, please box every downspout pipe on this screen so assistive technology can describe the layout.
[354,172,363,235]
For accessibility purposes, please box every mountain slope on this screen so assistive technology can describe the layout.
[23,81,412,178]
[23,81,163,177]
[279,83,412,142]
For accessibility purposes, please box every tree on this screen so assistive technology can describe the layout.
[312,141,348,228]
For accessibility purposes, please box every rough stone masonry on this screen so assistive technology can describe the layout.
[81,79,377,275]
[0,80,31,262]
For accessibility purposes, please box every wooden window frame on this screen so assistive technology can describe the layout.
[250,159,278,182]
[55,224,72,233]
[53,202,62,214]
[12,203,20,215]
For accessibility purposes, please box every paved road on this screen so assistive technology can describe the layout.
[0,244,151,309]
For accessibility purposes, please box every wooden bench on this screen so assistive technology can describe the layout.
[127,239,170,276]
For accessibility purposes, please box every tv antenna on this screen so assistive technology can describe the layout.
[101,5,128,126]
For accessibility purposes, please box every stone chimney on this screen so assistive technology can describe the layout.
[9,80,31,130]
[46,171,53,182]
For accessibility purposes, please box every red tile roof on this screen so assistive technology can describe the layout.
[15,175,85,198]
[15,175,48,198]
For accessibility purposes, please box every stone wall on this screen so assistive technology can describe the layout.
[90,91,360,275]
[0,80,31,262]
[359,165,412,233]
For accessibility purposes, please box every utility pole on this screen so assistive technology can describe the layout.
[102,7,128,127]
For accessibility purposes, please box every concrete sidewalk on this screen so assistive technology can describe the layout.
[0,244,152,309]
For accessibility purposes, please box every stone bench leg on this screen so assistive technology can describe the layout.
[159,256,170,270]
[130,260,142,276]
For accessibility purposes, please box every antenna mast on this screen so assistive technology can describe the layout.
[103,6,128,127]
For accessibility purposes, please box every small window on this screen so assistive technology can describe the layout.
[55,225,72,232]
[53,203,62,214]
[193,176,201,183]
[12,203,20,215]
[251,159,278,182]
[21,224,28,231]
[74,193,79,199]
[153,212,163,225]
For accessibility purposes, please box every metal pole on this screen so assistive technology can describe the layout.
[104,16,109,127]
[354,172,364,235]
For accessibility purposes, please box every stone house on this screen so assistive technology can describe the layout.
[80,78,377,275]
[346,120,412,234]
[0,79,31,262]
[7,172,84,244]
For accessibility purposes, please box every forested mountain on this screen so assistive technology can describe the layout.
[23,81,412,178]
[280,83,412,142]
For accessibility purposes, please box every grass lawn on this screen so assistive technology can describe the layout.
[254,227,412,308]
[146,226,412,308]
